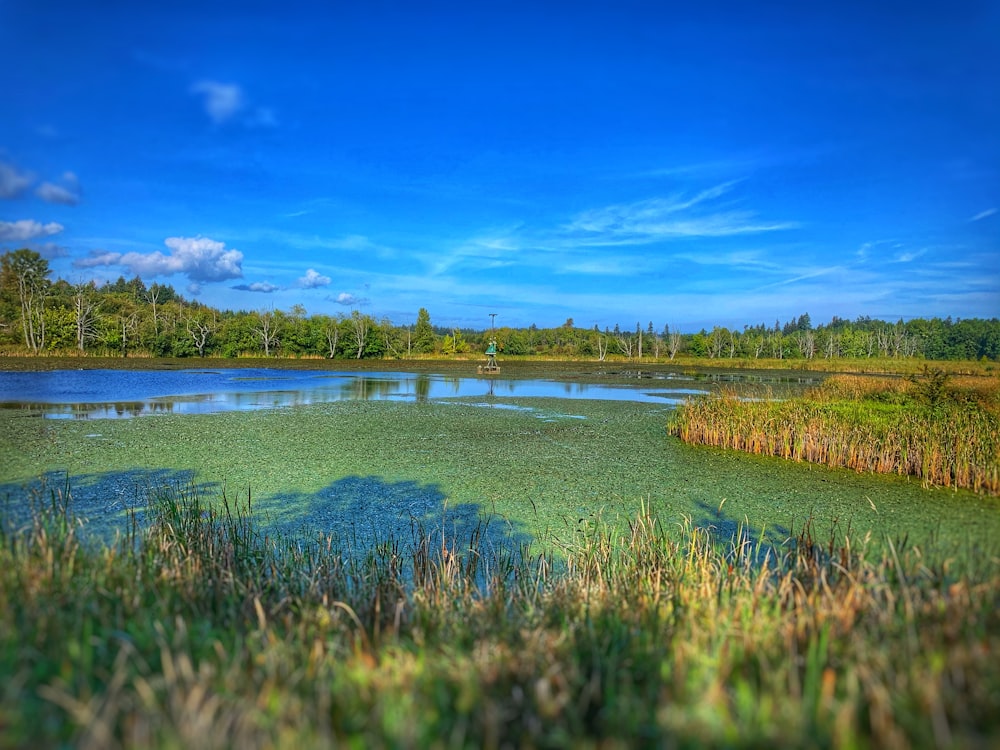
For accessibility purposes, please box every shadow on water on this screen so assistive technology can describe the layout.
[0,469,205,543]
[0,471,534,578]
[255,475,533,559]
[689,498,794,567]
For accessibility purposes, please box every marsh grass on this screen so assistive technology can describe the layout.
[670,372,1000,495]
[2,483,999,748]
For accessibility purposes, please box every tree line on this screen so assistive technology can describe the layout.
[2,249,998,361]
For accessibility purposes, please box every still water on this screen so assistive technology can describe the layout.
[0,368,713,419]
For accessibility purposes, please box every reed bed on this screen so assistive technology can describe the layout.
[670,373,1000,495]
[2,484,999,748]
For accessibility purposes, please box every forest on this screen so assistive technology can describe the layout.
[2,248,998,361]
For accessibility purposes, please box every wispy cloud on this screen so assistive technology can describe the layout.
[190,80,277,128]
[560,182,796,247]
[420,183,797,282]
[3,161,82,204]
[191,80,245,124]
[893,248,928,263]
[752,265,844,291]
[0,219,64,242]
[424,233,521,276]
[670,249,779,270]
[970,208,996,222]
[36,172,81,205]
[248,230,395,258]
[856,239,904,261]
[557,257,651,276]
[0,161,33,199]
[633,159,760,179]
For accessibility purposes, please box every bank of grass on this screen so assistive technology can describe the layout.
[669,371,1000,495]
[1,352,996,379]
[2,483,998,749]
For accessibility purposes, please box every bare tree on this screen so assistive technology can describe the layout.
[323,315,342,358]
[186,312,217,357]
[380,317,403,358]
[872,324,912,358]
[823,332,840,359]
[349,310,370,359]
[145,285,163,338]
[797,330,816,359]
[72,283,100,351]
[615,330,635,359]
[253,309,280,356]
[744,332,765,359]
[768,331,785,359]
[708,327,727,359]
[118,310,140,357]
[595,332,608,362]
[667,329,682,360]
[862,331,877,358]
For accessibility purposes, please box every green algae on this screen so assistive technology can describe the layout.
[2,395,999,558]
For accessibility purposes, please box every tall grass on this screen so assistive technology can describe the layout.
[2,484,999,748]
[670,372,1000,495]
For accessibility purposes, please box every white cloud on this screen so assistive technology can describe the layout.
[187,282,202,296]
[191,80,245,124]
[971,208,996,222]
[234,281,279,293]
[0,162,33,199]
[74,250,123,268]
[560,183,796,247]
[36,172,81,205]
[0,219,64,242]
[893,249,928,263]
[559,257,645,276]
[72,236,243,282]
[752,266,844,291]
[298,268,332,288]
[334,292,367,306]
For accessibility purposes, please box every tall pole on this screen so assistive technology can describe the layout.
[489,313,496,334]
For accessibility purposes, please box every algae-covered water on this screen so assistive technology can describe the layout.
[2,366,998,561]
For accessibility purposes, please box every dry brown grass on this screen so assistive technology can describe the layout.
[670,372,1000,494]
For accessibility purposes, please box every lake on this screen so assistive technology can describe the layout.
[0,366,742,418]
[1,365,996,565]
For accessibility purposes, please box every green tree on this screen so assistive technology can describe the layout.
[413,308,436,353]
[1,249,52,352]
[442,329,468,355]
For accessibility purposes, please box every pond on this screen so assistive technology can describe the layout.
[1,365,996,567]
[0,367,720,419]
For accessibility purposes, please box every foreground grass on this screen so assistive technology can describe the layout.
[670,371,1000,495]
[2,485,999,749]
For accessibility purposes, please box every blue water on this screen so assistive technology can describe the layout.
[0,369,710,419]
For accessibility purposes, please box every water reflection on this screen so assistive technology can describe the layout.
[0,367,724,420]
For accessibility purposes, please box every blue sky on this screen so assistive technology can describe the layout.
[1,0,997,331]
